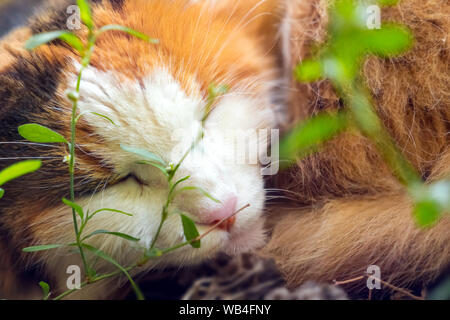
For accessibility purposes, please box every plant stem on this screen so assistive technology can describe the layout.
[68,33,96,280]
[53,204,250,300]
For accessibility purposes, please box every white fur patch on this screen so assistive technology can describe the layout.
[54,64,275,273]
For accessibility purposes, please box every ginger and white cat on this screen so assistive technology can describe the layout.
[0,0,449,300]
[0,0,281,299]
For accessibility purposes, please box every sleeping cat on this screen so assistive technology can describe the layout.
[1,0,448,300]
[0,0,282,299]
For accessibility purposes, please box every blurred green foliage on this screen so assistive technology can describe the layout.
[280,0,449,227]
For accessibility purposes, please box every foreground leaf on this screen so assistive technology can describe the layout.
[136,161,169,177]
[279,112,348,165]
[62,198,84,220]
[414,200,440,228]
[83,229,140,242]
[0,160,42,186]
[362,25,413,57]
[91,112,117,126]
[120,144,166,166]
[25,31,84,54]
[18,124,67,143]
[173,186,220,203]
[81,243,144,300]
[294,59,322,83]
[428,275,450,300]
[77,0,93,30]
[88,208,133,220]
[180,214,201,248]
[99,25,159,44]
[144,248,163,258]
[39,281,50,300]
[23,244,64,252]
[412,180,450,227]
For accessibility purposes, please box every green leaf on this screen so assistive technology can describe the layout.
[25,31,84,53]
[144,248,163,258]
[39,281,50,300]
[18,124,68,144]
[81,243,144,300]
[428,275,450,300]
[136,161,169,177]
[208,83,229,100]
[0,188,4,199]
[180,214,201,248]
[62,198,84,220]
[99,24,159,44]
[203,83,229,121]
[83,229,140,242]
[22,244,64,252]
[414,199,441,228]
[88,208,133,220]
[58,32,85,54]
[120,144,166,165]
[91,112,118,126]
[363,25,413,57]
[173,186,220,203]
[170,175,191,194]
[0,160,42,186]
[279,112,348,165]
[378,0,399,6]
[411,180,449,228]
[294,59,323,83]
[77,0,93,30]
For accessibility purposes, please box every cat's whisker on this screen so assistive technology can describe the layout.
[0,141,60,148]
[213,5,276,61]
[265,195,300,202]
[197,0,240,70]
[187,0,210,76]
[265,188,305,197]
[0,156,61,160]
[100,175,112,207]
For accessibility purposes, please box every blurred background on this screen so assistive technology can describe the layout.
[0,0,45,37]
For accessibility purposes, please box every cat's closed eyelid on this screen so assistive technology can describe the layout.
[118,173,149,187]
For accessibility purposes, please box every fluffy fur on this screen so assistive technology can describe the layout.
[0,0,281,299]
[1,0,448,300]
[264,0,450,297]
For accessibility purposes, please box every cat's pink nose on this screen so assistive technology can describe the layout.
[205,196,238,230]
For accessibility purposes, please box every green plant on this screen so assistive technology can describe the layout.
[18,0,238,300]
[280,0,449,227]
[0,160,42,200]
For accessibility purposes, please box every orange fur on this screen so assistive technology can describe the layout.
[87,0,279,93]
[0,0,281,299]
[264,0,450,296]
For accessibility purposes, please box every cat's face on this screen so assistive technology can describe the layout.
[1,0,280,269]
[70,64,273,265]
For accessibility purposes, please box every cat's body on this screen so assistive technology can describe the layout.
[264,0,450,297]
[0,0,449,300]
